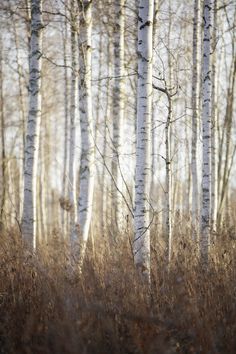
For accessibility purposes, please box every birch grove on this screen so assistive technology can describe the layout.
[0,0,235,278]
[1,1,236,349]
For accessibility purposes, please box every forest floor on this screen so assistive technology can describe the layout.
[0,227,236,354]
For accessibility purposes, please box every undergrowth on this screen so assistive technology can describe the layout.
[0,228,236,353]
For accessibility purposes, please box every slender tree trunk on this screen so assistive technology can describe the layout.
[133,0,154,281]
[200,0,212,265]
[94,2,102,148]
[94,2,103,232]
[0,36,6,227]
[184,100,191,215]
[211,0,218,232]
[75,0,95,262]
[61,6,70,238]
[102,32,112,236]
[40,78,50,239]
[39,142,46,243]
[165,0,173,261]
[112,0,125,233]
[191,0,201,236]
[21,0,43,249]
[150,0,158,205]
[69,0,78,238]
[165,94,172,262]
[13,19,26,222]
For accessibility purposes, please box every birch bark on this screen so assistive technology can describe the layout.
[69,0,78,238]
[0,36,6,227]
[211,0,218,232]
[133,0,154,280]
[76,1,94,259]
[21,0,43,249]
[61,6,70,237]
[102,31,112,235]
[150,0,158,203]
[191,0,201,236]
[165,0,173,261]
[112,0,125,233]
[165,94,172,262]
[200,0,212,265]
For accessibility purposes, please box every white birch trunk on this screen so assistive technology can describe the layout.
[211,0,218,232]
[69,0,78,237]
[191,0,201,236]
[200,0,212,265]
[150,0,158,201]
[112,0,125,233]
[21,0,43,250]
[133,0,154,280]
[75,1,94,259]
[38,143,46,243]
[102,33,112,235]
[94,2,102,148]
[165,95,172,262]
[165,1,173,262]
[0,36,6,227]
[61,6,70,237]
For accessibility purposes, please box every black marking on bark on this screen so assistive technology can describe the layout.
[140,20,151,30]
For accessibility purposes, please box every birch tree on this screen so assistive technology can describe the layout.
[68,0,78,236]
[75,0,94,260]
[0,35,6,227]
[150,0,158,212]
[61,5,70,236]
[191,0,201,235]
[166,1,173,251]
[112,0,125,233]
[210,0,218,232]
[200,0,212,265]
[133,0,154,280]
[165,90,172,262]
[21,0,43,249]
[102,17,112,235]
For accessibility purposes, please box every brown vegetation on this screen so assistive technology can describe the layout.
[1,228,236,354]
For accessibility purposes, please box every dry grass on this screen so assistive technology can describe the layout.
[1,227,236,354]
